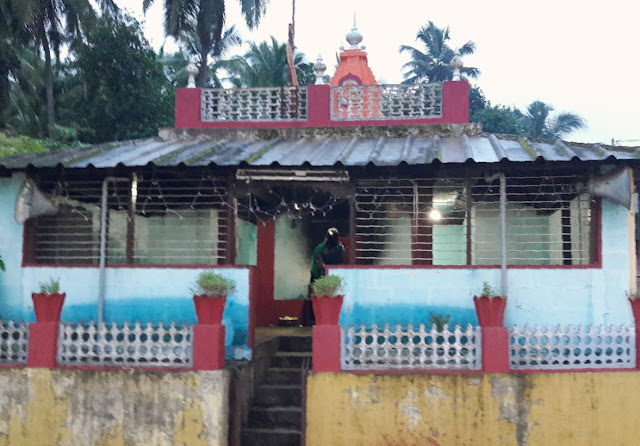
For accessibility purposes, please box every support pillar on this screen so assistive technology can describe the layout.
[312,325,341,372]
[193,324,226,370]
[27,322,59,368]
[481,326,510,373]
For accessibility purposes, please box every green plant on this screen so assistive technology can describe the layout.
[311,275,344,298]
[39,277,61,294]
[0,253,5,271]
[428,312,451,331]
[192,270,236,296]
[481,281,495,297]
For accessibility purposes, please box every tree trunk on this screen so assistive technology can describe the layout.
[40,20,55,137]
[197,51,209,88]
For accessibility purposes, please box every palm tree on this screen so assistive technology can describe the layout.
[522,101,586,139]
[400,21,479,84]
[144,0,269,88]
[1,0,118,135]
[224,37,311,87]
[160,25,241,88]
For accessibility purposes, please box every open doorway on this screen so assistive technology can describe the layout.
[235,177,351,326]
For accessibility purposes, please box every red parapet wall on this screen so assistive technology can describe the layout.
[174,81,470,129]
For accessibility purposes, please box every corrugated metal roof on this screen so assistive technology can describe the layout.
[1,132,638,170]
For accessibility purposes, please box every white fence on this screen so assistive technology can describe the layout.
[510,324,636,370]
[58,322,193,368]
[201,87,308,122]
[0,321,28,365]
[341,324,481,371]
[331,83,443,121]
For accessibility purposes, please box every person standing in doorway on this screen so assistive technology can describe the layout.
[310,227,344,283]
[304,227,344,325]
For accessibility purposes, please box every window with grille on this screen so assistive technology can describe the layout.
[27,174,230,266]
[355,173,596,267]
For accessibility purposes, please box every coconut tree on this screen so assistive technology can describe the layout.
[400,21,479,84]
[224,36,312,87]
[144,0,269,88]
[160,25,241,88]
[523,101,586,139]
[0,0,118,135]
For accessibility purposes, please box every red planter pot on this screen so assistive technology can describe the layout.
[473,295,507,327]
[312,295,344,325]
[193,295,226,325]
[31,292,66,322]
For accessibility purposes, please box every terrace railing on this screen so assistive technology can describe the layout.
[330,83,443,121]
[0,321,28,365]
[341,323,481,371]
[510,324,636,370]
[57,321,193,368]
[176,81,468,128]
[201,87,308,122]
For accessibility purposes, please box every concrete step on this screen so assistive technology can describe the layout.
[241,428,301,446]
[254,384,302,407]
[277,336,312,353]
[271,351,312,369]
[265,367,303,385]
[248,406,302,429]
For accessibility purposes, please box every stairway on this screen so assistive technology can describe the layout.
[241,334,312,446]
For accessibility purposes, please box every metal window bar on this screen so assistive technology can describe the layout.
[57,321,193,367]
[31,175,229,266]
[331,83,443,121]
[354,174,592,266]
[201,87,308,122]
[341,323,481,371]
[0,321,28,365]
[509,324,636,370]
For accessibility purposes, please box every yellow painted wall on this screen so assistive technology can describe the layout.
[0,368,228,446]
[307,372,640,446]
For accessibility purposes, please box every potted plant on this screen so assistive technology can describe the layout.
[32,277,66,322]
[473,281,506,327]
[192,270,236,325]
[311,275,344,325]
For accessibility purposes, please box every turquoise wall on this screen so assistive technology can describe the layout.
[0,174,251,360]
[329,199,634,328]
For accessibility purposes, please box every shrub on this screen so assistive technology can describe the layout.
[311,275,344,298]
[39,277,61,294]
[192,270,236,296]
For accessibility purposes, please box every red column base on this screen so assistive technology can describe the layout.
[28,322,59,368]
[481,326,510,373]
[312,325,341,372]
[193,324,226,370]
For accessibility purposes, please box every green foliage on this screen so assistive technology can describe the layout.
[0,254,5,272]
[428,312,450,331]
[468,86,487,116]
[0,132,87,159]
[311,275,344,298]
[522,100,586,140]
[481,281,498,297]
[145,0,268,88]
[72,15,174,143]
[39,277,61,294]
[225,37,313,88]
[50,125,78,144]
[193,270,237,296]
[400,21,479,84]
[472,106,523,135]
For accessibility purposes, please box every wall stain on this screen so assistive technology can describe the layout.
[490,375,533,446]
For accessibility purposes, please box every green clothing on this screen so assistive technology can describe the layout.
[310,240,344,281]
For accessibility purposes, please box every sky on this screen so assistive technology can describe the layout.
[116,0,640,146]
